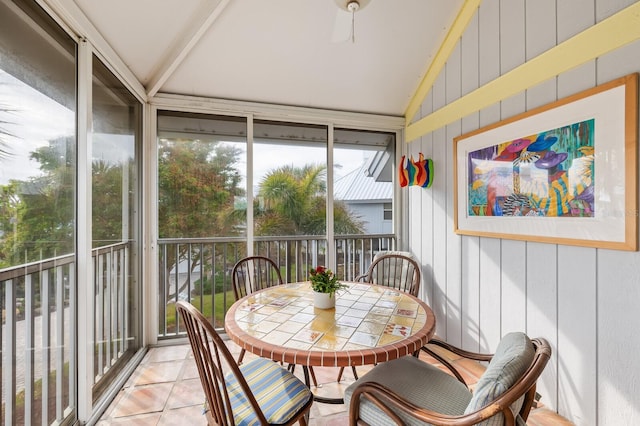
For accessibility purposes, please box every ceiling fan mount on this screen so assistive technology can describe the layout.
[333,0,371,13]
[332,0,371,43]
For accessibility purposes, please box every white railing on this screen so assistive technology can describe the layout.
[0,241,133,425]
[157,234,395,338]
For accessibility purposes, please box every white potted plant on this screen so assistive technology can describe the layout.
[309,266,347,309]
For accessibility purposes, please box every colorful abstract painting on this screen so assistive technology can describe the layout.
[467,119,595,218]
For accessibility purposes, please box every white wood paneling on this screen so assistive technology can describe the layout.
[557,0,595,43]
[431,71,448,337]
[420,91,435,307]
[432,125,448,338]
[557,246,597,424]
[478,0,500,86]
[525,242,558,409]
[597,0,638,21]
[445,41,463,346]
[525,0,557,60]
[500,240,527,334]
[460,11,481,350]
[446,120,463,347]
[595,36,640,425]
[597,249,640,424]
[478,237,502,353]
[408,0,640,423]
[499,0,526,75]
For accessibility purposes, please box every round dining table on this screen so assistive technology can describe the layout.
[224,281,436,403]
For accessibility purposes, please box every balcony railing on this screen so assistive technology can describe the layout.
[157,234,395,338]
[0,242,132,425]
[1,234,394,423]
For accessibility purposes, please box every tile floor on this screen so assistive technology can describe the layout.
[98,340,573,425]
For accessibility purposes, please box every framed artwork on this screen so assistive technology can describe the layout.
[453,73,638,250]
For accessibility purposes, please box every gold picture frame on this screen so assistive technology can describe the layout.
[453,73,638,251]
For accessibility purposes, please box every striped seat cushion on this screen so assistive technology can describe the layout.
[225,358,312,426]
[345,355,472,426]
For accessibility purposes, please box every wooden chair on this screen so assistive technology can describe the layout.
[231,255,318,387]
[338,251,421,382]
[355,251,421,296]
[231,256,284,365]
[176,301,313,426]
[232,255,285,300]
[346,332,551,426]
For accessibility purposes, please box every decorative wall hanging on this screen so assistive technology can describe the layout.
[453,73,638,251]
[399,153,434,188]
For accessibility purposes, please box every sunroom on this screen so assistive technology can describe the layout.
[1,0,640,425]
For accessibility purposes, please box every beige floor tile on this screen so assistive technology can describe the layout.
[100,342,571,426]
[165,378,205,409]
[145,345,191,363]
[157,405,208,426]
[133,361,183,385]
[110,382,173,418]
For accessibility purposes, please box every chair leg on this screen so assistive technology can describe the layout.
[237,348,245,365]
[337,365,359,382]
[290,364,318,387]
[308,366,318,388]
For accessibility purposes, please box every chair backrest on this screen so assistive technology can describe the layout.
[232,256,283,300]
[362,252,421,296]
[464,333,552,424]
[176,301,270,426]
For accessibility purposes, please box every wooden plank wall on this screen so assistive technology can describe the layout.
[406,0,640,424]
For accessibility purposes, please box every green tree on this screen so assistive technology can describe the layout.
[255,164,364,280]
[157,139,245,300]
[255,164,363,235]
[92,159,133,247]
[0,137,75,266]
[158,140,244,238]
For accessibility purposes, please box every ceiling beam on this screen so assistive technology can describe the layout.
[405,0,640,143]
[403,0,482,125]
[146,0,231,98]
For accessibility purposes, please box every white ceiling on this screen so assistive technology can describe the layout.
[64,0,464,116]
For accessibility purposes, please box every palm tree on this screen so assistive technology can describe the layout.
[255,164,364,280]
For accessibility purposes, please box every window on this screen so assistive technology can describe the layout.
[91,55,143,401]
[0,0,77,423]
[383,203,393,220]
[253,120,327,236]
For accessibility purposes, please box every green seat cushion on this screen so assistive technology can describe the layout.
[463,332,535,425]
[345,355,472,426]
[226,357,312,426]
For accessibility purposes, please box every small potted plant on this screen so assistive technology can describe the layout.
[309,266,347,309]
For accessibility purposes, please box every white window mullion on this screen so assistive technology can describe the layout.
[247,114,254,256]
[327,124,335,271]
[77,37,94,422]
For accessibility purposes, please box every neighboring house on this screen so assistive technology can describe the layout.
[334,153,393,235]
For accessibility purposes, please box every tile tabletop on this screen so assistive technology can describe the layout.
[225,282,436,367]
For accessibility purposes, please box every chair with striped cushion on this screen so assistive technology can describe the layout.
[176,301,313,426]
[345,332,551,426]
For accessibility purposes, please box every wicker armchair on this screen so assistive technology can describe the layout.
[346,332,551,426]
[176,301,313,426]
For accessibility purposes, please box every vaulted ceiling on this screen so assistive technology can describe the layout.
[58,0,465,116]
